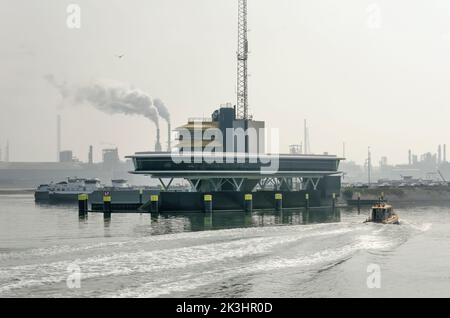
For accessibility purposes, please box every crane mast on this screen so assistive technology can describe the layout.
[236,0,249,120]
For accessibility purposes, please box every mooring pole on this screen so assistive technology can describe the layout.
[150,195,159,213]
[244,194,253,213]
[139,189,143,205]
[204,194,213,213]
[78,194,88,218]
[103,194,112,219]
[357,192,361,214]
[275,193,283,212]
[332,193,336,211]
[305,193,310,211]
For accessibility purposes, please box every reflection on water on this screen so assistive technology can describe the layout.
[128,208,341,236]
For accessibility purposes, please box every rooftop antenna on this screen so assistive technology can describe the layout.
[304,120,310,154]
[236,0,249,120]
[367,146,372,186]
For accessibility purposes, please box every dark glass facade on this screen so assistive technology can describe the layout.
[132,154,340,173]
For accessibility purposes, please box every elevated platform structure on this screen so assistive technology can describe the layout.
[127,152,342,195]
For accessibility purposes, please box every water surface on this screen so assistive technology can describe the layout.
[0,194,449,297]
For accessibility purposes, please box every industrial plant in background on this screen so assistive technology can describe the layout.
[0,143,149,188]
[341,144,450,184]
[0,113,153,188]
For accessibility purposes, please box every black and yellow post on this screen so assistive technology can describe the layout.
[103,194,112,219]
[204,194,213,213]
[150,195,159,213]
[305,193,310,210]
[275,193,283,212]
[244,194,253,213]
[78,194,88,218]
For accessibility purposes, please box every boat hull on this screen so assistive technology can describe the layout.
[48,193,83,203]
[34,191,50,201]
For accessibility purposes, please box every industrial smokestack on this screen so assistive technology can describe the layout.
[304,120,308,154]
[408,149,412,165]
[155,128,162,152]
[167,122,172,152]
[152,99,172,153]
[444,144,447,163]
[57,115,61,162]
[5,140,9,162]
[438,145,442,165]
[88,145,93,164]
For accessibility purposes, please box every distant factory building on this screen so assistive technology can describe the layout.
[102,148,120,166]
[59,150,74,163]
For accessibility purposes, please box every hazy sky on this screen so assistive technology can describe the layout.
[2,0,450,165]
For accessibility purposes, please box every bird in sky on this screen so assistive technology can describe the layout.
[116,54,125,59]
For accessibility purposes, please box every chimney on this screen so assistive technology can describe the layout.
[57,115,61,162]
[5,140,9,162]
[444,144,447,163]
[438,145,442,165]
[408,149,412,165]
[303,119,307,154]
[155,128,162,152]
[167,122,172,152]
[88,145,93,164]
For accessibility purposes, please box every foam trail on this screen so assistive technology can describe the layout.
[0,227,354,295]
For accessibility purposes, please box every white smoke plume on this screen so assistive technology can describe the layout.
[45,75,159,127]
[44,74,70,99]
[152,98,171,123]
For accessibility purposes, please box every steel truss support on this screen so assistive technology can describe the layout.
[302,177,322,190]
[185,177,246,192]
[184,176,323,192]
[186,179,201,192]
[158,178,174,191]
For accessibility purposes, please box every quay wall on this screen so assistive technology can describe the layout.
[342,186,450,204]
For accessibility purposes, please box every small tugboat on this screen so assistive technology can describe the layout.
[364,200,399,225]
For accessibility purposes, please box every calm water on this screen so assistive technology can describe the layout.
[0,194,449,298]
